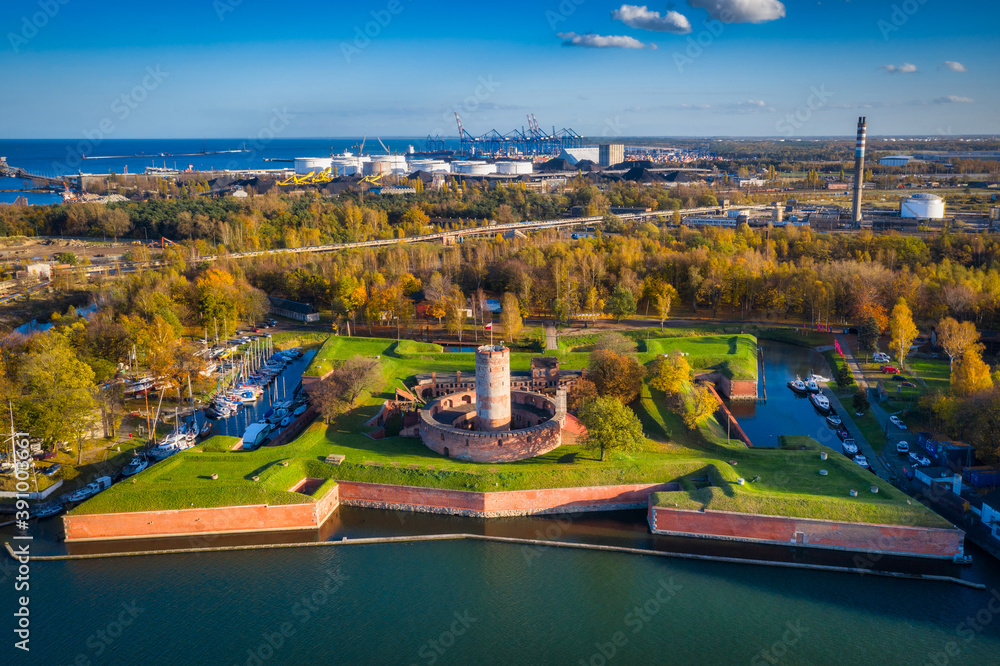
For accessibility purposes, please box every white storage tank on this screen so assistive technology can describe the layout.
[408,159,451,174]
[293,157,333,175]
[454,161,497,175]
[496,161,533,175]
[364,155,408,176]
[900,193,945,219]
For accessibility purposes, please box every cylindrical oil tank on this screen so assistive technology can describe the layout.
[293,157,333,175]
[495,161,534,175]
[900,193,945,219]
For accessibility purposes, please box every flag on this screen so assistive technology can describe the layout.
[485,323,493,330]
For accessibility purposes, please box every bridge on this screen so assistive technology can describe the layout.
[0,158,72,189]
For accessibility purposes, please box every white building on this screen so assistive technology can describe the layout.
[557,147,600,166]
[26,263,51,279]
[880,155,914,167]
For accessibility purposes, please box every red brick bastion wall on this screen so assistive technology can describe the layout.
[337,480,680,518]
[63,484,341,541]
[648,504,965,559]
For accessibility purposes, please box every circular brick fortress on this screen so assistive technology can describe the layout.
[418,389,566,463]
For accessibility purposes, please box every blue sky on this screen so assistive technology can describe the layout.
[1,0,997,138]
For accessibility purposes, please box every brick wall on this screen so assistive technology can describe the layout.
[338,480,681,518]
[648,505,964,559]
[64,485,340,541]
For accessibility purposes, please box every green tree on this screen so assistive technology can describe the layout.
[888,298,918,371]
[19,336,97,463]
[578,396,645,462]
[853,389,870,414]
[605,284,636,322]
[858,316,881,362]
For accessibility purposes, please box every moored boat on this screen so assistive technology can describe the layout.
[806,379,820,393]
[842,438,859,456]
[826,414,842,427]
[787,379,808,394]
[809,393,831,412]
[32,503,64,520]
[121,455,149,477]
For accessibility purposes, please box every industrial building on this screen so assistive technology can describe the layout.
[599,144,624,168]
[880,155,915,167]
[901,193,946,219]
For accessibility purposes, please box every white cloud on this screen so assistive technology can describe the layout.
[558,32,657,49]
[612,5,692,34]
[934,95,974,104]
[880,63,918,74]
[942,61,968,72]
[664,99,773,113]
[686,0,786,24]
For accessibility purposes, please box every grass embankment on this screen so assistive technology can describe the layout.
[76,331,948,529]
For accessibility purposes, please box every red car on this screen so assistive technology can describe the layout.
[32,450,57,461]
[881,365,899,374]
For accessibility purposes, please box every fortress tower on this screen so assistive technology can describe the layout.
[475,344,511,431]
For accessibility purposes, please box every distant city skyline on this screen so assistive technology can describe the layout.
[1,0,997,139]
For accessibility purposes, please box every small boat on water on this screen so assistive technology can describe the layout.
[809,393,831,413]
[806,379,820,393]
[826,414,842,427]
[836,428,851,441]
[32,503,64,520]
[787,379,808,394]
[842,439,859,456]
[292,404,307,417]
[280,415,291,427]
[121,455,149,477]
[199,420,213,438]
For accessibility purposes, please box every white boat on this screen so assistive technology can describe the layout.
[854,455,871,470]
[806,379,819,393]
[292,404,307,417]
[121,455,149,477]
[826,414,842,427]
[809,393,831,412]
[240,423,271,450]
[842,439,859,456]
[66,477,113,502]
[280,416,291,427]
[788,379,807,393]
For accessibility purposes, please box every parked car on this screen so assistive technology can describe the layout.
[891,375,908,382]
[896,441,910,455]
[889,415,908,430]
[32,450,57,461]
[908,452,931,467]
[873,353,890,363]
[881,365,900,374]
[41,463,61,477]
[901,382,917,388]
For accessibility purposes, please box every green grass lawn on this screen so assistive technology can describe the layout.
[904,357,950,394]
[73,332,949,530]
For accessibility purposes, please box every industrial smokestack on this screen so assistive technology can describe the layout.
[852,116,867,226]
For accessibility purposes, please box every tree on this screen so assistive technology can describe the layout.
[853,389,870,414]
[654,283,679,330]
[313,377,348,424]
[100,208,131,241]
[587,350,643,404]
[952,348,993,397]
[592,332,636,356]
[605,284,636,322]
[682,383,718,430]
[858,316,881,362]
[578,396,645,461]
[499,292,523,343]
[649,352,692,397]
[444,285,466,342]
[938,317,980,371]
[331,356,384,406]
[888,298,918,371]
[836,364,854,388]
[19,337,97,463]
[566,378,598,413]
